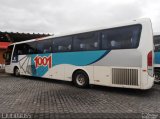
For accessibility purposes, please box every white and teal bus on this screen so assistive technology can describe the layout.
[4,18,154,89]
[154,33,160,82]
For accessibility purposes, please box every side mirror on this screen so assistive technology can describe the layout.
[3,52,6,59]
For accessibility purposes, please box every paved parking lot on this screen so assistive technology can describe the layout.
[0,73,160,119]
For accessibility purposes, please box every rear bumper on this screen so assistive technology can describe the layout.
[142,76,154,90]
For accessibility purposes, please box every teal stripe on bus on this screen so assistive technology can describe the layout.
[30,50,110,77]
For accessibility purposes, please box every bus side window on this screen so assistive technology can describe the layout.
[68,45,71,50]
[43,46,52,53]
[73,32,99,51]
[94,42,98,48]
[58,46,64,51]
[28,49,33,54]
[27,42,36,54]
[36,39,52,54]
[37,43,44,54]
[80,43,86,49]
[14,44,24,55]
[101,34,111,50]
[18,50,23,55]
[52,41,57,53]
[101,25,141,50]
[52,36,72,53]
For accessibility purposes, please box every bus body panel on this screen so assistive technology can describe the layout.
[4,18,154,89]
[138,19,154,89]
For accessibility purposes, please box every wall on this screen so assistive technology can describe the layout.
[0,49,5,68]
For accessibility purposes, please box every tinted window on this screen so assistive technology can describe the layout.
[36,39,52,54]
[26,42,36,54]
[101,24,142,50]
[73,32,99,51]
[154,35,160,52]
[14,42,36,55]
[52,36,72,52]
[14,44,24,55]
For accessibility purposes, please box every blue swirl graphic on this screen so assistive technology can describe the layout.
[31,50,110,77]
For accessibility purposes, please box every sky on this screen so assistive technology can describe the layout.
[0,0,160,35]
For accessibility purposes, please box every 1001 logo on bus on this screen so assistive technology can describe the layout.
[34,55,52,68]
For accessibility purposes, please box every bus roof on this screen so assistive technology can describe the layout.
[10,18,151,46]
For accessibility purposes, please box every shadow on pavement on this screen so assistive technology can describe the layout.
[19,75,157,97]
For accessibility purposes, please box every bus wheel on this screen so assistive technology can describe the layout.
[73,71,89,88]
[14,67,20,76]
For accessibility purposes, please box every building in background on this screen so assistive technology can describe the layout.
[0,31,51,68]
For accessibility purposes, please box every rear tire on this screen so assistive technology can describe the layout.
[14,67,20,77]
[73,71,89,88]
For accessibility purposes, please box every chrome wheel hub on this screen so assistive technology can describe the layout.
[15,69,20,76]
[76,74,85,86]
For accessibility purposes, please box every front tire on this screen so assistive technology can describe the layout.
[73,71,89,88]
[14,67,20,77]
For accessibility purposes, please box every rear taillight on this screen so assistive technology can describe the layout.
[147,51,152,67]
[147,51,153,77]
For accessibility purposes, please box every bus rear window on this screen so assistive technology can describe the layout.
[101,24,142,50]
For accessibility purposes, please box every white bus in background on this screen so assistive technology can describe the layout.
[4,18,154,89]
[154,33,160,82]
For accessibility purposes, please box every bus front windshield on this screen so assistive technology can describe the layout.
[5,45,13,65]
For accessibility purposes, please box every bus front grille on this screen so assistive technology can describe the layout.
[112,68,138,86]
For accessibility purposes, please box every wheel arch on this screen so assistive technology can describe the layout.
[72,69,90,83]
[13,66,19,74]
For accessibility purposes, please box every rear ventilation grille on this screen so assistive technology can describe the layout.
[112,68,138,86]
